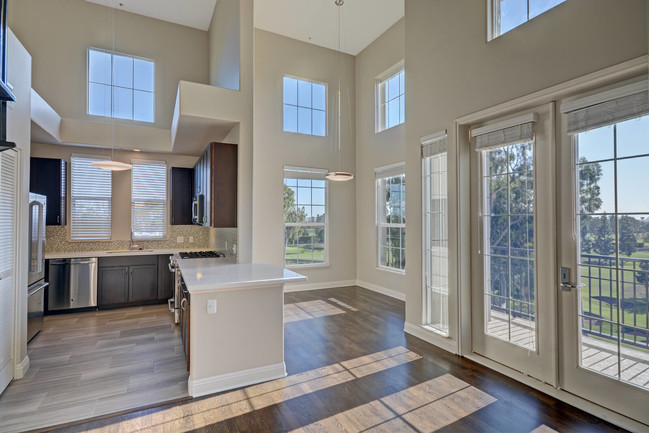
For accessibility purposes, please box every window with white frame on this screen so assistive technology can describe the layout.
[491,0,565,39]
[70,155,112,240]
[284,167,327,265]
[422,132,449,335]
[283,76,327,136]
[376,163,406,271]
[376,63,405,132]
[131,160,167,239]
[88,48,154,122]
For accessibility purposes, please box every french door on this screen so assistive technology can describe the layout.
[471,103,557,384]
[0,149,17,395]
[557,82,649,425]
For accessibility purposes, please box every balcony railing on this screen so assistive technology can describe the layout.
[580,253,649,351]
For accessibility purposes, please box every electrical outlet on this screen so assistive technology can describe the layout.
[207,299,217,314]
[189,236,194,243]
[177,236,184,243]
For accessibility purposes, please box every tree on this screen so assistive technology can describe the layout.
[618,216,638,257]
[578,159,603,254]
[283,184,306,246]
[592,216,615,256]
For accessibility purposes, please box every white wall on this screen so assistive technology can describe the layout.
[208,0,240,91]
[404,0,648,344]
[9,0,209,130]
[355,19,406,296]
[7,29,32,377]
[252,29,357,287]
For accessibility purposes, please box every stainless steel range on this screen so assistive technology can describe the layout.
[168,251,226,323]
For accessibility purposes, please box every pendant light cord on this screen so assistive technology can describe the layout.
[336,0,343,172]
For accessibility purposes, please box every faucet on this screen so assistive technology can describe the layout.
[129,231,141,251]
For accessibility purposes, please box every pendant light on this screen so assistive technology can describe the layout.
[92,2,132,172]
[326,0,354,182]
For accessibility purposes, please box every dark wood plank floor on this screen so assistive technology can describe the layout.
[40,286,628,433]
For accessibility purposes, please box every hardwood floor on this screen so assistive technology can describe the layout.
[0,305,188,433]
[37,286,629,433]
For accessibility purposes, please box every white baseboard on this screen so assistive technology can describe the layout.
[13,355,29,379]
[403,322,458,354]
[188,362,287,398]
[356,280,406,301]
[285,279,357,292]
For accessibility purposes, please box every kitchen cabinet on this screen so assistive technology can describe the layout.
[193,142,237,228]
[30,157,66,225]
[98,255,164,308]
[170,167,193,225]
[157,255,173,301]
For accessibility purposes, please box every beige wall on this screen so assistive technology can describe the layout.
[404,0,648,340]
[31,142,198,241]
[9,0,209,130]
[252,29,357,286]
[208,0,240,90]
[355,19,406,295]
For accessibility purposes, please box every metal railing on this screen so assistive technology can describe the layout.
[580,253,649,351]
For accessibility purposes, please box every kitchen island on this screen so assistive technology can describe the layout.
[176,259,306,397]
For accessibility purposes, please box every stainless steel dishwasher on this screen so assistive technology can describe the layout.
[48,258,98,312]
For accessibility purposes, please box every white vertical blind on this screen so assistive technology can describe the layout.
[0,150,17,384]
[71,154,112,240]
[131,160,167,239]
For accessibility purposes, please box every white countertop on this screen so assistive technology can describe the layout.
[45,249,213,259]
[176,260,307,293]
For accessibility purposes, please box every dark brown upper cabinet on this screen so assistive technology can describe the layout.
[170,167,194,225]
[193,142,237,228]
[30,157,67,225]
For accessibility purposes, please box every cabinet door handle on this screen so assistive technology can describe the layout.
[181,297,187,311]
[57,215,60,224]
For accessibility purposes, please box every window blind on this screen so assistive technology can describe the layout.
[132,160,167,239]
[375,162,405,179]
[71,155,112,240]
[561,81,649,135]
[421,130,447,158]
[472,113,538,151]
[283,166,327,180]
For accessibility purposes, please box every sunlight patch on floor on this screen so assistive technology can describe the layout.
[284,300,347,323]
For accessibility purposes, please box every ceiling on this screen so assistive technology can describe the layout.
[254,0,404,56]
[85,0,218,31]
[86,0,404,56]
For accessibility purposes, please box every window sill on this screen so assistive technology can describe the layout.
[375,122,405,135]
[286,263,330,270]
[376,266,406,276]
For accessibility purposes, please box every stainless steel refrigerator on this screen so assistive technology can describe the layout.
[27,193,47,342]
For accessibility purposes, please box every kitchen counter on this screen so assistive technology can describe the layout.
[177,260,306,293]
[45,248,215,259]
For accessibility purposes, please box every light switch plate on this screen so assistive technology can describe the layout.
[207,299,217,314]
[189,236,194,243]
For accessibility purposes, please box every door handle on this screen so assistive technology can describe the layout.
[559,267,584,292]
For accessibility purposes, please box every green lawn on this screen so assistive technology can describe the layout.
[285,245,325,265]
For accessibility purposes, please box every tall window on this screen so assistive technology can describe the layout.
[376,63,405,132]
[131,160,167,239]
[376,163,406,272]
[88,48,154,122]
[422,132,449,335]
[283,77,326,136]
[475,116,537,350]
[491,0,565,39]
[284,167,327,265]
[71,155,112,240]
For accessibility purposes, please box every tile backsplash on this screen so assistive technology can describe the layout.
[209,227,238,259]
[46,225,210,253]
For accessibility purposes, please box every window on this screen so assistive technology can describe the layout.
[283,167,327,266]
[376,163,406,272]
[376,63,405,132]
[131,160,167,239]
[283,77,326,136]
[70,155,112,240]
[491,0,565,39]
[88,48,154,122]
[422,132,449,335]
[474,115,537,349]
